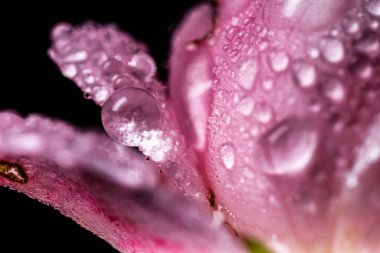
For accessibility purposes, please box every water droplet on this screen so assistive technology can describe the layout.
[237,97,254,116]
[226,26,242,41]
[259,118,318,174]
[292,61,317,88]
[238,58,258,90]
[342,17,360,34]
[363,0,380,17]
[269,51,289,72]
[0,161,28,183]
[219,142,236,170]
[128,52,156,81]
[309,99,322,113]
[348,115,380,188]
[320,38,345,63]
[258,40,269,51]
[51,23,72,40]
[113,74,136,90]
[262,79,274,90]
[355,33,380,56]
[101,87,161,147]
[307,48,320,59]
[255,103,273,124]
[102,58,122,76]
[353,59,373,79]
[62,64,77,78]
[369,20,379,30]
[93,86,109,104]
[64,50,88,62]
[321,77,345,102]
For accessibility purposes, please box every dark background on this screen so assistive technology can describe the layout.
[0,1,202,252]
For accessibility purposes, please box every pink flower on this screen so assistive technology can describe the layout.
[1,1,379,252]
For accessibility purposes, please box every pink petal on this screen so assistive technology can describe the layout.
[202,0,380,252]
[48,22,209,204]
[0,111,245,253]
[169,3,214,152]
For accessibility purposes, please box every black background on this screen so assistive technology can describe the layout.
[0,1,203,252]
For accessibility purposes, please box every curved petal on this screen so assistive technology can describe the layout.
[206,0,380,252]
[0,112,245,253]
[48,22,209,204]
[169,3,214,152]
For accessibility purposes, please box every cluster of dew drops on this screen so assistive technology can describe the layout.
[48,22,181,162]
[215,0,380,176]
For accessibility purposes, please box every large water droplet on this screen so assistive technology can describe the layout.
[321,77,345,103]
[101,87,161,147]
[320,38,345,63]
[292,61,317,88]
[269,51,289,73]
[219,142,236,170]
[363,0,380,17]
[238,58,258,90]
[259,118,318,174]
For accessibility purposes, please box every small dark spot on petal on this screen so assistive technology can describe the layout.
[0,161,28,184]
[208,189,216,208]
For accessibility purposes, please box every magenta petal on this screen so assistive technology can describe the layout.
[169,3,214,152]
[0,112,245,253]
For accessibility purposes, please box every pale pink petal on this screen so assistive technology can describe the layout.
[0,111,245,253]
[204,0,380,252]
[169,3,214,152]
[48,22,209,205]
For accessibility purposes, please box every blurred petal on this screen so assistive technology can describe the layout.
[0,111,245,253]
[48,22,209,204]
[169,3,214,152]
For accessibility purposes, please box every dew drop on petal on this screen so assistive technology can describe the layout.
[237,97,254,116]
[269,51,289,73]
[369,20,379,30]
[292,61,317,88]
[101,87,161,147]
[321,77,345,103]
[353,59,373,79]
[354,33,380,56]
[308,48,320,59]
[342,17,360,34]
[128,52,156,81]
[363,0,380,17]
[255,103,273,124]
[64,50,88,62]
[219,142,236,170]
[238,58,258,90]
[320,38,345,63]
[259,119,318,174]
[62,64,77,78]
[262,79,274,90]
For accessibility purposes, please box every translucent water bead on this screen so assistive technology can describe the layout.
[101,87,162,147]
